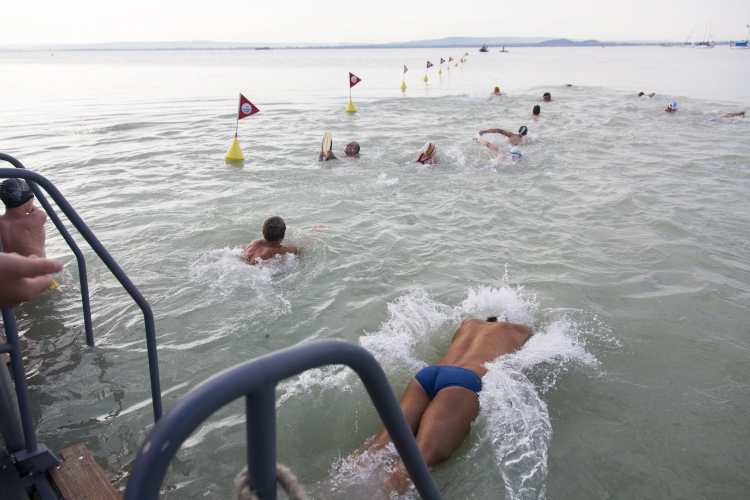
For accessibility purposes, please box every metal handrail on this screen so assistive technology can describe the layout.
[125,339,442,500]
[0,153,94,345]
[0,163,163,421]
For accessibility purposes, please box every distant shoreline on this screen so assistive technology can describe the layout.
[2,37,740,52]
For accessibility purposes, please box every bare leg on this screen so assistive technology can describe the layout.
[472,137,506,159]
[386,386,481,492]
[369,379,431,449]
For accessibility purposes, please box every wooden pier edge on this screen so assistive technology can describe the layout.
[48,443,121,499]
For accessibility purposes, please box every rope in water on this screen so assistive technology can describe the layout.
[234,464,308,500]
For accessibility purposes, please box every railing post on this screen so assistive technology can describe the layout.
[245,385,277,500]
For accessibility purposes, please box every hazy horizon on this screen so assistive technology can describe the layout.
[3,0,749,46]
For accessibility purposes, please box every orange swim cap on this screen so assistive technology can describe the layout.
[493,87,500,93]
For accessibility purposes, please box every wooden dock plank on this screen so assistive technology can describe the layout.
[0,329,10,364]
[48,443,121,500]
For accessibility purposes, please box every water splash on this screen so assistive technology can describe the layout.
[375,172,399,187]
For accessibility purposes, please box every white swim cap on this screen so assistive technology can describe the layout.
[510,146,522,157]
[669,101,678,110]
[421,142,435,156]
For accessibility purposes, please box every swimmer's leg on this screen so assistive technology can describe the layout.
[369,379,431,449]
[473,137,504,158]
[386,386,480,493]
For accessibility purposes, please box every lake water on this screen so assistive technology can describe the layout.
[1,46,749,499]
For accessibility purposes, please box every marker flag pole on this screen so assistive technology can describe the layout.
[401,64,407,91]
[225,93,260,161]
[347,72,361,112]
[234,93,240,138]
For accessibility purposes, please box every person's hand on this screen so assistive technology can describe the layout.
[478,130,485,136]
[0,253,63,308]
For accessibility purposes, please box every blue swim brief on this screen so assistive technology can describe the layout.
[414,365,483,400]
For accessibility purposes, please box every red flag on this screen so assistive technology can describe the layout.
[237,94,259,120]
[449,57,453,62]
[440,58,445,64]
[349,72,361,88]
[404,65,408,74]
[426,61,433,68]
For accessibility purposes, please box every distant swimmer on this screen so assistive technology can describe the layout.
[357,317,533,494]
[319,132,337,161]
[413,142,437,165]
[473,138,522,162]
[478,125,528,146]
[243,216,299,265]
[0,179,47,259]
[491,86,501,96]
[563,84,572,87]
[638,92,656,98]
[540,92,552,102]
[715,111,745,119]
[344,141,361,157]
[664,101,678,113]
[532,105,541,117]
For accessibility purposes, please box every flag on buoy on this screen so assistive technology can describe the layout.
[449,57,453,62]
[426,61,433,68]
[225,93,259,161]
[404,65,408,74]
[401,65,408,91]
[347,72,361,112]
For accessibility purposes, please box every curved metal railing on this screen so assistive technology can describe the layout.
[0,160,162,421]
[125,339,442,500]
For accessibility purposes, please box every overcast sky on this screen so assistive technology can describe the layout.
[2,0,749,45]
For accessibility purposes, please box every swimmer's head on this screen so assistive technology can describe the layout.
[421,142,436,156]
[486,316,498,322]
[493,86,500,93]
[518,126,528,136]
[510,146,522,158]
[262,216,286,242]
[542,92,551,101]
[345,141,360,156]
[638,92,645,97]
[532,105,541,116]
[668,101,678,110]
[0,178,34,209]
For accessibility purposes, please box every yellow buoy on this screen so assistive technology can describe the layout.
[400,81,407,91]
[423,74,428,82]
[446,66,450,71]
[224,137,245,161]
[345,98,357,113]
[438,68,442,75]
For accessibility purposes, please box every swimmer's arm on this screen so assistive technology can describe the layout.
[718,111,745,119]
[647,93,655,98]
[479,128,511,138]
[473,138,504,158]
[327,151,337,160]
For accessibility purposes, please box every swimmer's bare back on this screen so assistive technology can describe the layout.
[242,239,299,265]
[437,319,532,377]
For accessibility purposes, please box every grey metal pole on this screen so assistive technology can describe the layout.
[246,386,277,499]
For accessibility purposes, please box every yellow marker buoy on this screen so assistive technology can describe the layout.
[224,137,245,161]
[345,98,357,113]
[439,69,442,75]
[446,65,450,71]
[423,74,428,82]
[400,81,407,91]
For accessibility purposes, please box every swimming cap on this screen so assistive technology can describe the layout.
[422,142,436,156]
[638,92,644,96]
[493,87,500,93]
[669,101,678,110]
[510,147,522,157]
[518,126,528,136]
[0,178,34,209]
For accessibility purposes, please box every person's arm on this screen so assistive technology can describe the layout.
[473,137,505,159]
[327,151,337,160]
[718,111,745,119]
[647,93,655,98]
[479,128,511,138]
[0,253,63,308]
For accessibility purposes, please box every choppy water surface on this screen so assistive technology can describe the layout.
[1,47,749,499]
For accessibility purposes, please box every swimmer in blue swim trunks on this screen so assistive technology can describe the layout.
[363,317,532,493]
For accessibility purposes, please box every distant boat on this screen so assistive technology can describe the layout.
[730,24,750,49]
[694,22,715,48]
[479,44,489,52]
[499,46,509,52]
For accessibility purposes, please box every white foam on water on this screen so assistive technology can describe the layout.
[188,247,297,316]
[374,172,399,187]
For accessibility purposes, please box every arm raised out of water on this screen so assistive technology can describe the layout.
[478,128,512,138]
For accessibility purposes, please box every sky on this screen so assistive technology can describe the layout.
[2,0,749,46]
